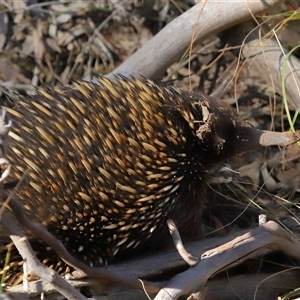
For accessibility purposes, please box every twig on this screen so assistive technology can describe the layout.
[167,219,199,266]
[1,210,87,300]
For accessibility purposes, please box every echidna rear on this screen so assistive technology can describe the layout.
[2,77,260,282]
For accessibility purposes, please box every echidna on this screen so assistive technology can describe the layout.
[0,77,284,283]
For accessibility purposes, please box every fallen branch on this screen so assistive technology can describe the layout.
[154,221,300,300]
[104,0,282,80]
[1,211,87,300]
[5,221,300,300]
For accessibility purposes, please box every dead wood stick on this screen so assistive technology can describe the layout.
[6,221,300,299]
[154,220,300,300]
[105,0,281,80]
[0,211,87,300]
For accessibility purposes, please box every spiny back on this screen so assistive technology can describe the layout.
[4,77,238,273]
